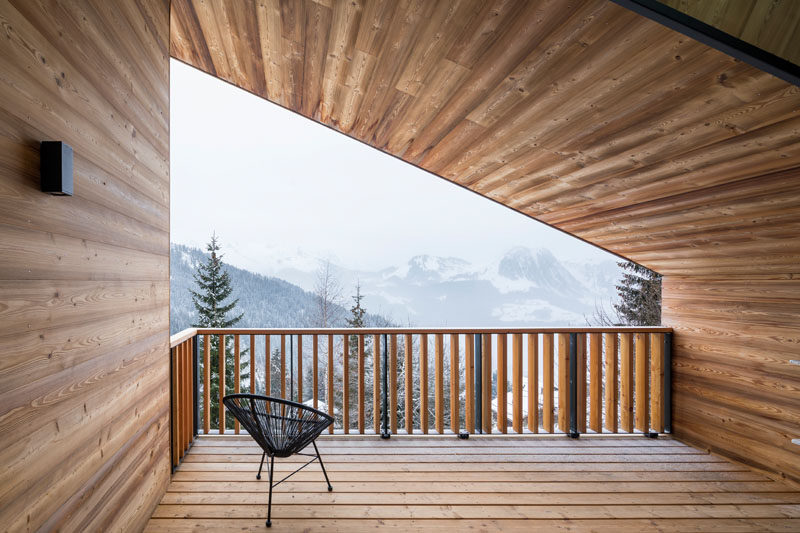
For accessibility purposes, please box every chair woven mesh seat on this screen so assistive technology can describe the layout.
[223,394,334,527]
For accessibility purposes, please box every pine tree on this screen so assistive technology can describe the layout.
[343,282,369,429]
[614,261,662,326]
[190,233,248,430]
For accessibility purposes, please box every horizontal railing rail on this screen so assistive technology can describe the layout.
[169,326,673,466]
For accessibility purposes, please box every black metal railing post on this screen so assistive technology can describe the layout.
[193,335,200,437]
[475,333,482,434]
[381,334,390,438]
[568,333,579,438]
[664,332,673,434]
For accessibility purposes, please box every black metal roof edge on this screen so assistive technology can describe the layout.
[611,0,800,87]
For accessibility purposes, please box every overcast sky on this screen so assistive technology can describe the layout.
[170,60,616,272]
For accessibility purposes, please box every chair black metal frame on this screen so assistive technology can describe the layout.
[222,394,334,527]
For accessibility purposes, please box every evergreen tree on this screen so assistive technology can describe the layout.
[613,261,662,326]
[190,233,248,430]
[344,282,369,429]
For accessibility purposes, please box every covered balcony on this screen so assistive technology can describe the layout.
[0,0,798,532]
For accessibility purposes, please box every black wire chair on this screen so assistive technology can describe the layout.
[222,394,334,527]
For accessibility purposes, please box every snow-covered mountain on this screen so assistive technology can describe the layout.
[171,242,622,331]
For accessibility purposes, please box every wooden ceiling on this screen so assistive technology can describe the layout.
[170,0,800,276]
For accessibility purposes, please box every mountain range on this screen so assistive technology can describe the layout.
[170,243,622,334]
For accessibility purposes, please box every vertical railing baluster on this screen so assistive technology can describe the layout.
[280,335,286,399]
[420,334,428,434]
[343,334,349,434]
[512,333,522,434]
[405,334,413,434]
[373,334,381,434]
[250,334,255,394]
[435,333,444,434]
[650,332,664,433]
[620,333,633,433]
[497,334,507,434]
[557,333,569,433]
[527,333,539,433]
[450,334,459,434]
[313,335,319,410]
[568,333,579,438]
[475,333,482,434]
[589,333,602,433]
[193,335,199,439]
[664,332,673,434]
[481,334,492,434]
[542,333,554,433]
[389,334,397,434]
[577,333,587,434]
[177,343,184,457]
[381,334,390,438]
[170,346,177,469]
[234,335,240,434]
[327,334,334,434]
[465,334,474,434]
[203,335,210,434]
[219,334,226,434]
[290,335,294,402]
[635,332,649,433]
[358,334,365,434]
[265,335,271,396]
[604,333,618,433]
[298,334,303,403]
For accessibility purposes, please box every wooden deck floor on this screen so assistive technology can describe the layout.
[146,434,800,532]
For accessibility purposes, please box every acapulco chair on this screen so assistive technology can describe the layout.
[222,394,334,527]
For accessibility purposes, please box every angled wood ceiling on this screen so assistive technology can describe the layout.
[170,0,800,276]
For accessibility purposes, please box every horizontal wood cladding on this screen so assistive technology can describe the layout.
[662,0,800,64]
[663,276,800,484]
[170,0,800,275]
[0,0,171,531]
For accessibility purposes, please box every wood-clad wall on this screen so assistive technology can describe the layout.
[0,1,171,530]
[662,0,800,64]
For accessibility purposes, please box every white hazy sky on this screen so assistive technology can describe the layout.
[170,60,616,272]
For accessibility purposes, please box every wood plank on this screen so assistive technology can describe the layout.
[497,333,507,434]
[389,334,397,434]
[542,333,554,433]
[280,334,286,399]
[343,334,349,434]
[373,334,380,434]
[313,334,319,409]
[435,333,444,434]
[620,333,633,434]
[577,333,587,434]
[298,334,304,402]
[420,333,428,434]
[327,334,334,434]
[265,335,271,397]
[234,335,240,434]
[450,334,459,434]
[405,333,413,434]
[465,334,474,434]
[650,333,664,433]
[604,333,618,433]
[481,334,492,434]
[358,334,365,434]
[557,333,569,433]
[635,332,649,433]
[249,334,255,394]
[589,333,602,433]
[527,333,538,433]
[203,335,210,434]
[512,333,522,434]
[219,335,226,434]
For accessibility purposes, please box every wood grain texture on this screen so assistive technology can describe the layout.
[0,0,170,530]
[663,0,800,64]
[145,435,800,532]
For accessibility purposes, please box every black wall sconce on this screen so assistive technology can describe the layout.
[40,141,73,196]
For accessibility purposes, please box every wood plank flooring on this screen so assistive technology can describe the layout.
[146,435,800,532]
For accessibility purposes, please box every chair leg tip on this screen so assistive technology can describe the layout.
[256,475,261,480]
[266,520,271,527]
[328,486,333,492]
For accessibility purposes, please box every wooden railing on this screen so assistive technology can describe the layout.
[169,327,672,462]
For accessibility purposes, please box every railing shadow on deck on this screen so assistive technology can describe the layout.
[169,327,673,470]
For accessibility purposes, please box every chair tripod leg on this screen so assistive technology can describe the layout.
[266,455,275,527]
[313,441,333,491]
[256,451,266,480]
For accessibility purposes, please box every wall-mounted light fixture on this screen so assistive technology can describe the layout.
[40,141,73,196]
